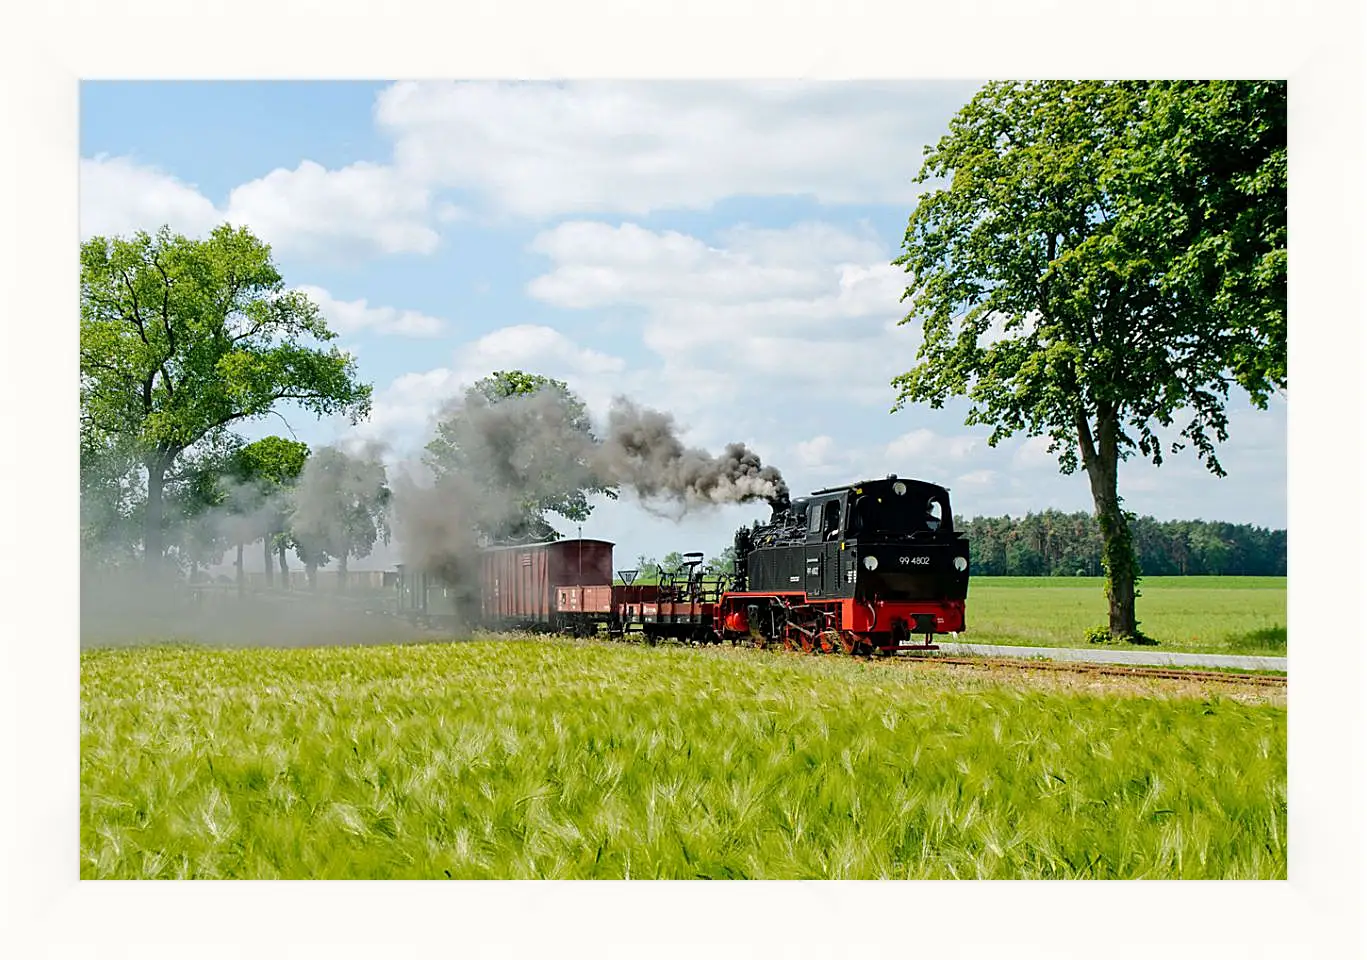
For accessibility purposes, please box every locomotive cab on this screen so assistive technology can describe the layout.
[841,478,969,611]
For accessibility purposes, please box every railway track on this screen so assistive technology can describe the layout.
[897,653,1287,687]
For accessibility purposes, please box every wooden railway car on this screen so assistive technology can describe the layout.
[397,539,616,632]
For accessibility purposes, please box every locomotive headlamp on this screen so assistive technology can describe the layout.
[953,556,968,572]
[863,555,879,571]
[892,481,907,496]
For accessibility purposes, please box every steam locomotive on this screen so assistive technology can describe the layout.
[395,474,970,655]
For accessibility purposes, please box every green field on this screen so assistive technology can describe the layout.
[82,638,1287,879]
[964,576,1286,655]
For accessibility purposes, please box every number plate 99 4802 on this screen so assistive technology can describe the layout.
[897,555,931,566]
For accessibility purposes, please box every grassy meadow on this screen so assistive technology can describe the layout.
[82,638,1286,880]
[964,576,1286,655]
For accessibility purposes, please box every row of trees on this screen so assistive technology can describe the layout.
[625,548,738,584]
[81,426,393,588]
[633,516,1285,584]
[80,223,382,585]
[955,511,1286,578]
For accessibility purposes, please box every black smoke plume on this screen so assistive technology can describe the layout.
[595,399,789,512]
[392,391,789,590]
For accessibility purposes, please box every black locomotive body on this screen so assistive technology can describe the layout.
[721,475,970,653]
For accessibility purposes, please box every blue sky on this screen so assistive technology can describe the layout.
[80,80,1287,570]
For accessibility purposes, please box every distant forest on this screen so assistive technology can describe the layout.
[954,511,1286,577]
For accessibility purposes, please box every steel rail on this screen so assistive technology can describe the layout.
[896,654,1287,687]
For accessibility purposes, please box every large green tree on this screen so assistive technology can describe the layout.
[891,81,1286,640]
[423,370,616,543]
[80,224,372,577]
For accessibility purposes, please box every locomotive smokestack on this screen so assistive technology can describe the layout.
[767,489,791,518]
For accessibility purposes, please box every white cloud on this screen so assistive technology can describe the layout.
[448,324,625,384]
[530,220,902,327]
[359,325,630,449]
[224,160,438,259]
[1012,435,1058,470]
[293,285,446,338]
[794,435,837,469]
[80,81,970,264]
[529,222,823,309]
[526,219,917,420]
[529,223,907,369]
[787,428,983,492]
[79,155,222,240]
[885,428,977,462]
[79,155,438,261]
[954,469,998,488]
[375,80,976,218]
[358,367,460,440]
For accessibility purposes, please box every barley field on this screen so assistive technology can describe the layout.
[966,576,1287,655]
[81,638,1287,880]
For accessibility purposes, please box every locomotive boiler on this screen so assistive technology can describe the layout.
[720,474,970,654]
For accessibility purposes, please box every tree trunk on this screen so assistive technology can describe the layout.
[236,541,245,599]
[144,457,166,579]
[1076,409,1140,640]
[278,542,290,588]
[306,562,318,591]
[263,536,275,587]
[338,553,348,592]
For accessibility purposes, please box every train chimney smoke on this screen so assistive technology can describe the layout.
[593,399,790,512]
[388,388,789,594]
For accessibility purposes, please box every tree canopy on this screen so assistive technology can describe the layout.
[956,511,1285,578]
[80,223,372,575]
[230,435,311,584]
[423,370,616,544]
[892,81,1286,640]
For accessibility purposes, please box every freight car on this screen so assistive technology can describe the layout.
[396,538,617,635]
[393,473,970,656]
[607,552,734,646]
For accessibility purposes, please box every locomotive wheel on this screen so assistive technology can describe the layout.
[826,630,857,656]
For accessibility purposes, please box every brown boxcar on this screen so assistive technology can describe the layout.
[478,539,615,630]
[555,584,615,614]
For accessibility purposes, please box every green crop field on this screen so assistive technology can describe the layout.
[82,638,1286,880]
[963,576,1287,656]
